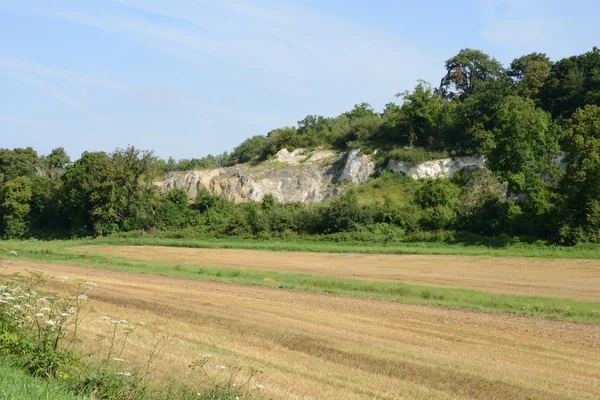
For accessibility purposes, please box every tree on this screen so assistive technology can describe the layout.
[0,147,39,185]
[60,147,156,236]
[395,81,444,147]
[439,49,506,99]
[488,96,561,212]
[0,176,32,238]
[509,53,553,99]
[540,47,600,120]
[43,147,71,179]
[559,105,600,242]
[228,135,268,165]
[448,79,513,154]
[343,103,377,121]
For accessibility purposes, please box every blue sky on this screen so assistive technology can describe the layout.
[0,0,598,160]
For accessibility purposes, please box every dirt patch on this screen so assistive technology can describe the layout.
[4,261,600,400]
[73,245,600,301]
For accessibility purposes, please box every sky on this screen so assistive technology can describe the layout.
[0,0,598,160]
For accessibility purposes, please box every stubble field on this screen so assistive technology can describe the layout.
[3,244,600,399]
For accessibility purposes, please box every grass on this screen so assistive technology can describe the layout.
[354,171,422,205]
[60,236,600,259]
[0,357,84,400]
[2,240,600,323]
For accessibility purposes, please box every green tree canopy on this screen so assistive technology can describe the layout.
[488,96,561,211]
[560,105,600,241]
[439,49,506,99]
[540,47,600,120]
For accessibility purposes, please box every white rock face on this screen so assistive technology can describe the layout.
[155,150,489,204]
[155,149,342,203]
[386,156,486,179]
[272,149,307,165]
[338,149,376,184]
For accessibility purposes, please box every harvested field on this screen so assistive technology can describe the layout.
[73,245,600,301]
[5,260,600,400]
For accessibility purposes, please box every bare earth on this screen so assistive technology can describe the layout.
[73,245,600,301]
[5,260,600,400]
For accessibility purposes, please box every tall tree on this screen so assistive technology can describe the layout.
[0,147,39,185]
[439,49,506,99]
[540,47,600,120]
[559,105,600,242]
[395,81,444,147]
[488,96,561,211]
[509,53,553,99]
[0,176,32,238]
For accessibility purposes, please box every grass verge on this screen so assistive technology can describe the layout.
[3,240,600,324]
[0,357,84,400]
[97,237,600,259]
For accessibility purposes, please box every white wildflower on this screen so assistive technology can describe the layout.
[111,320,121,325]
[4,296,15,302]
[119,319,128,324]
[201,354,213,358]
[39,307,51,312]
[58,276,69,282]
[77,294,88,300]
[255,384,265,390]
[46,319,56,326]
[12,305,24,311]
[25,316,32,320]
[85,281,97,287]
[100,316,110,320]
[35,313,44,318]
[116,372,132,376]
[216,365,227,370]
[113,358,125,362]
[59,313,69,317]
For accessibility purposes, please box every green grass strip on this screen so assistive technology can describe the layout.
[4,242,600,324]
[0,357,85,400]
[5,237,600,259]
[94,237,600,259]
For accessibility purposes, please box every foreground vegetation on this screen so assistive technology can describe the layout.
[2,241,599,323]
[2,48,600,246]
[0,265,262,399]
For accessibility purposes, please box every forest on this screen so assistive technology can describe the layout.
[2,47,600,245]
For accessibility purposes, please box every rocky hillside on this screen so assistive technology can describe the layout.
[155,149,485,203]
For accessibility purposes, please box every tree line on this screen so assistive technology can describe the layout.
[2,47,600,244]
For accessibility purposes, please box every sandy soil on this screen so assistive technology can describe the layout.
[73,245,600,301]
[4,261,600,400]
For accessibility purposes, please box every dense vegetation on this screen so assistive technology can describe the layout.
[2,47,600,244]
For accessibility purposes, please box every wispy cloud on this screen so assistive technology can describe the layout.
[4,71,94,114]
[0,58,125,90]
[25,0,434,99]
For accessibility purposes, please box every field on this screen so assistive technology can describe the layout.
[72,245,600,301]
[2,241,600,399]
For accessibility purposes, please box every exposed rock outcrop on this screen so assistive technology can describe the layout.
[338,149,376,184]
[155,150,488,204]
[156,149,342,203]
[387,156,486,179]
